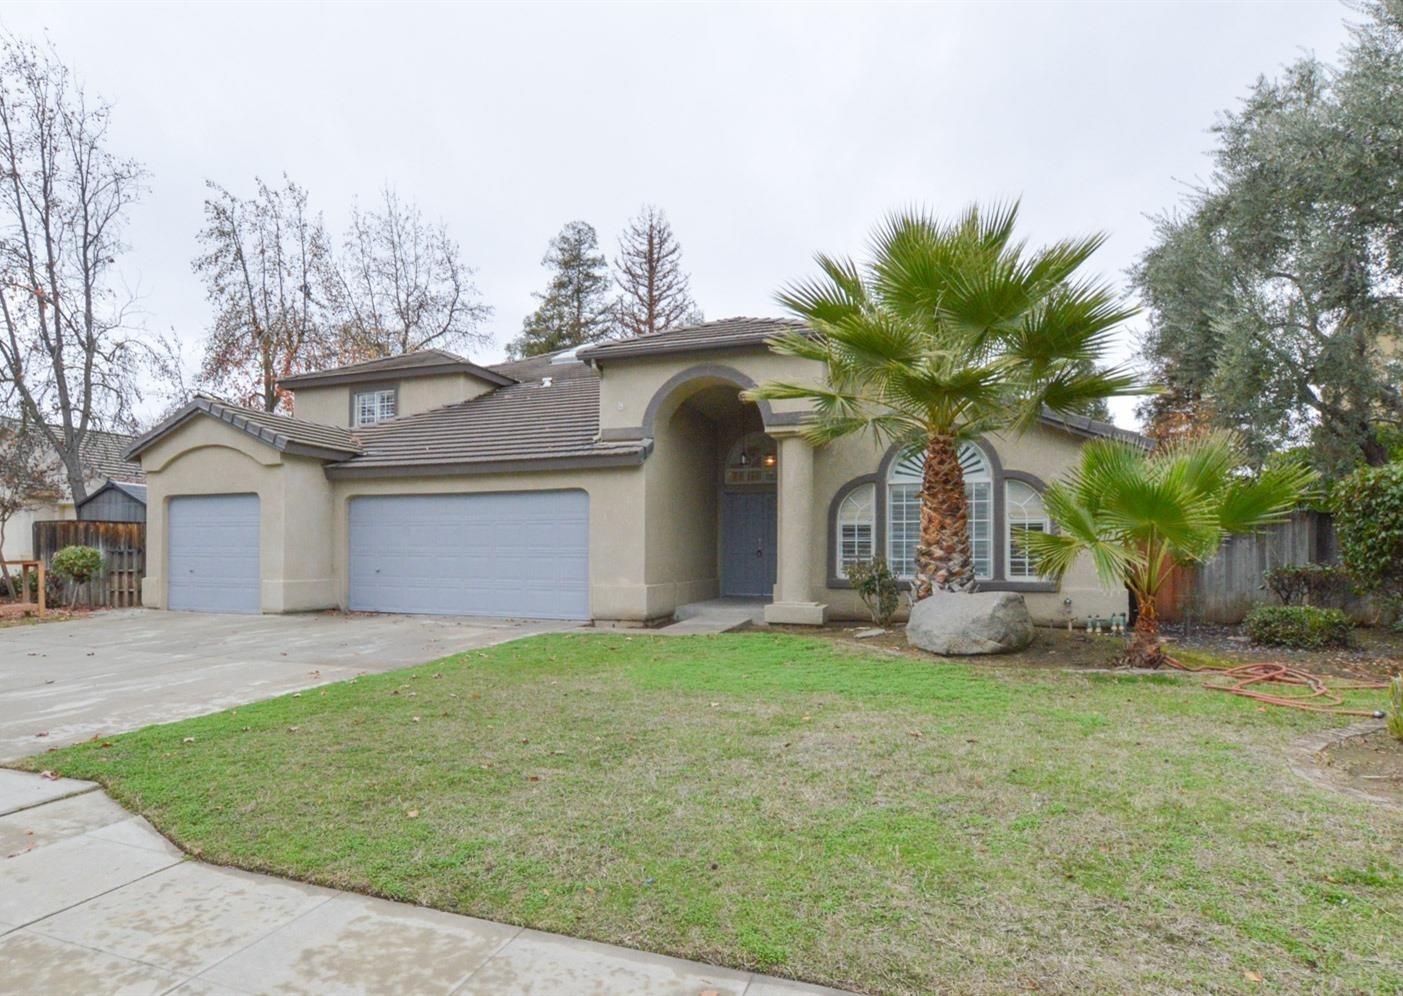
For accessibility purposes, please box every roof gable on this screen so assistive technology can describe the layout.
[277,349,516,390]
[124,396,363,463]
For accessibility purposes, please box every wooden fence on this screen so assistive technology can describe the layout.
[1155,510,1371,626]
[31,520,145,608]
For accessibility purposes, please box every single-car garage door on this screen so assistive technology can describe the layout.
[167,493,260,614]
[348,490,589,620]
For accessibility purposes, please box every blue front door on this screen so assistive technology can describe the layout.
[721,491,777,597]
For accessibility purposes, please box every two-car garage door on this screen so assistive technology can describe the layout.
[347,491,590,621]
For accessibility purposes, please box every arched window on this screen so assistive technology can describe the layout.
[835,483,875,573]
[887,443,992,580]
[723,432,777,486]
[1006,479,1050,580]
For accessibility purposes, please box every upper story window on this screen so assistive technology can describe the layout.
[724,432,778,486]
[886,443,993,580]
[354,388,397,427]
[1006,479,1050,580]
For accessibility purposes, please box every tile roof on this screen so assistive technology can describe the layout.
[330,363,646,476]
[0,417,144,487]
[277,349,515,389]
[124,395,363,462]
[577,317,808,362]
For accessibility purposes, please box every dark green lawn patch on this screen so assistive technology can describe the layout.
[18,633,1400,995]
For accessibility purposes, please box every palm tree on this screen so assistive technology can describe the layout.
[1023,431,1316,667]
[745,203,1139,598]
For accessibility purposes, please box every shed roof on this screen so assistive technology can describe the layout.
[77,479,148,508]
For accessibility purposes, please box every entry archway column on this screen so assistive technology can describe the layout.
[763,431,827,625]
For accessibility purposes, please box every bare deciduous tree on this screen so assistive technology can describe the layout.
[327,187,491,359]
[614,205,700,338]
[193,176,333,413]
[0,34,148,503]
[0,415,62,596]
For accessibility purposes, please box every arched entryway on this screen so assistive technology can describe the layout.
[644,366,780,611]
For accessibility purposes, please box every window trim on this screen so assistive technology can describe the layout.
[825,441,1060,593]
[349,383,399,427]
[1005,476,1052,581]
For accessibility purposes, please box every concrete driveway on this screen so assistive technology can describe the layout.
[0,610,569,762]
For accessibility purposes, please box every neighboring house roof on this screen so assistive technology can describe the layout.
[276,349,516,390]
[1039,410,1151,449]
[327,357,646,478]
[77,479,148,508]
[0,416,144,491]
[124,395,364,462]
[577,317,809,362]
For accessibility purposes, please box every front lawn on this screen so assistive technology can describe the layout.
[19,633,1400,994]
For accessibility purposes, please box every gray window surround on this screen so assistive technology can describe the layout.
[825,438,1058,593]
[350,383,400,427]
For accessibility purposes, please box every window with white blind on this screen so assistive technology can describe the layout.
[1006,479,1050,580]
[354,388,397,427]
[886,443,992,580]
[835,483,875,573]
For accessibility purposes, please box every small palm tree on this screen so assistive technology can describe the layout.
[745,203,1138,598]
[1023,431,1316,667]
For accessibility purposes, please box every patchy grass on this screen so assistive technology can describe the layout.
[17,633,1401,995]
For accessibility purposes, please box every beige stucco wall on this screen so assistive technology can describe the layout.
[138,417,336,613]
[292,373,494,427]
[641,402,721,618]
[330,465,650,622]
[595,350,825,433]
[1,500,72,562]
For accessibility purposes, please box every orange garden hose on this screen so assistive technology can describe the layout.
[1165,656,1389,718]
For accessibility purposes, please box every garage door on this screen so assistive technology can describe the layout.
[348,490,589,620]
[167,494,260,614]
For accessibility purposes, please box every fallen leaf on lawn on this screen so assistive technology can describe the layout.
[411,716,421,723]
[520,738,530,744]
[182,737,196,744]
[406,809,419,818]
[527,774,542,782]
[292,693,301,698]
[802,715,811,721]
[287,726,300,733]
[1244,971,1263,983]
[908,730,924,738]
[38,770,58,781]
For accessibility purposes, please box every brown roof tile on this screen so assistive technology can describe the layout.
[577,317,807,362]
[277,349,515,389]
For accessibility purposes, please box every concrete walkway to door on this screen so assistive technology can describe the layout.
[0,771,849,995]
[0,609,572,762]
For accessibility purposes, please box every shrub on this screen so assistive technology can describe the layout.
[1389,675,1403,744]
[50,545,104,607]
[1333,463,1403,619]
[1244,604,1352,649]
[1262,563,1349,607]
[845,557,902,627]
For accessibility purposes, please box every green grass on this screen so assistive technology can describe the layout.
[18,633,1401,994]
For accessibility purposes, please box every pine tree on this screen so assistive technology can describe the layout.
[508,221,614,358]
[614,205,700,337]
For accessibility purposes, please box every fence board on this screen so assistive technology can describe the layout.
[29,521,145,608]
[1156,510,1370,625]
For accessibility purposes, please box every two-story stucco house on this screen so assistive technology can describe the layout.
[123,318,1139,625]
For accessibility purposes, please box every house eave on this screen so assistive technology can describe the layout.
[322,446,651,480]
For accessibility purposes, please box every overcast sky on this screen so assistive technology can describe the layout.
[2,1,1358,428]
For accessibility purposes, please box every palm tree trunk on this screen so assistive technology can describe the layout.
[1126,589,1167,668]
[915,433,977,599]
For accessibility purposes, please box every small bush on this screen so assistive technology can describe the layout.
[1333,463,1403,619]
[845,557,902,627]
[1244,604,1352,649]
[1262,563,1348,607]
[1389,675,1403,743]
[50,545,104,607]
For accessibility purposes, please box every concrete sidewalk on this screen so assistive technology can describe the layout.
[0,770,849,996]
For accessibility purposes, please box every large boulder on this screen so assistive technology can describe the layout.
[905,591,1034,655]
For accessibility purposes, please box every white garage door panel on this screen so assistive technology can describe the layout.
[167,494,260,614]
[348,491,589,620]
